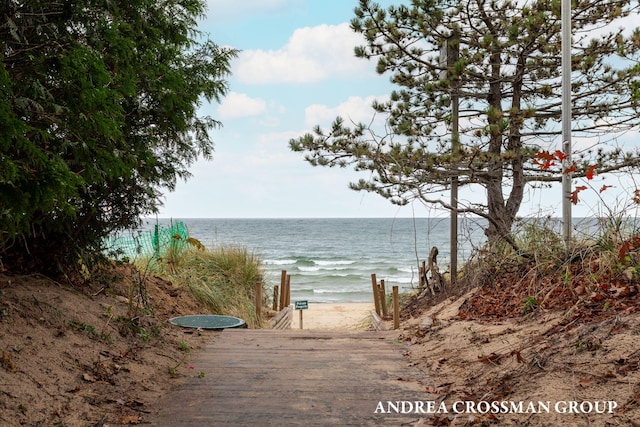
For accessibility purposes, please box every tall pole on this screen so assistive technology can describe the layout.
[561,0,572,248]
[443,34,460,285]
[451,81,459,285]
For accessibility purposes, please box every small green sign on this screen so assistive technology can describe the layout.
[295,300,309,310]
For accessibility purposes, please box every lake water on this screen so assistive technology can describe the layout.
[135,217,489,303]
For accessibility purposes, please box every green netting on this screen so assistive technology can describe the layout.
[104,221,189,260]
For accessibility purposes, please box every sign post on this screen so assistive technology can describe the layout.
[294,300,308,329]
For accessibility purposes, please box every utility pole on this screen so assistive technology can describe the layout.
[561,0,572,249]
[441,33,460,285]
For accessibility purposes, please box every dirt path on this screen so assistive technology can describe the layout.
[146,329,428,426]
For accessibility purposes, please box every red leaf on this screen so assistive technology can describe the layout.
[564,163,577,174]
[533,150,558,170]
[570,186,587,204]
[600,185,613,193]
[554,150,567,161]
[586,164,597,180]
[533,159,554,169]
[534,150,555,161]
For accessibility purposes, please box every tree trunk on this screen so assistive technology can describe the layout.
[481,30,527,246]
[485,178,516,242]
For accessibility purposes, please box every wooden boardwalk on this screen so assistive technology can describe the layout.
[147,329,429,426]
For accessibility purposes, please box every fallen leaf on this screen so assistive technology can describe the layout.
[618,364,633,375]
[82,373,96,382]
[478,352,503,364]
[119,415,141,424]
[612,286,634,298]
[578,377,596,388]
[425,383,451,396]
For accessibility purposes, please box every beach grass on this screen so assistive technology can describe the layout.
[138,244,267,328]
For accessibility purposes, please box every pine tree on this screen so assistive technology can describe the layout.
[290,0,640,243]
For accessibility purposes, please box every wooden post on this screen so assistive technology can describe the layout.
[379,279,387,317]
[419,260,427,290]
[392,285,400,330]
[279,270,287,310]
[255,281,262,320]
[299,309,303,329]
[273,285,279,311]
[371,274,381,316]
[285,274,291,307]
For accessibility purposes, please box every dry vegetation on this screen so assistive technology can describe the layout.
[399,218,640,426]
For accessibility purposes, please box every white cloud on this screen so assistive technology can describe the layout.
[234,23,373,84]
[217,92,267,119]
[575,13,640,46]
[304,95,389,128]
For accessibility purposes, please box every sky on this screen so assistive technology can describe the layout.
[157,0,640,219]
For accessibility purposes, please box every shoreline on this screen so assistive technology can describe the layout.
[289,302,374,330]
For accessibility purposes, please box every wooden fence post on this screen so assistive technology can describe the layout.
[371,274,381,316]
[285,274,291,307]
[299,308,303,330]
[379,279,387,317]
[392,285,400,330]
[279,270,287,310]
[273,285,279,311]
[255,281,262,321]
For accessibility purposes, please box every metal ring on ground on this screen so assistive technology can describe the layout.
[169,315,246,330]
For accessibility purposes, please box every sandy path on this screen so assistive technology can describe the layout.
[289,302,374,330]
[147,328,426,425]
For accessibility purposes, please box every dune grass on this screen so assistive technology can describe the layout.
[139,243,267,328]
[455,212,640,318]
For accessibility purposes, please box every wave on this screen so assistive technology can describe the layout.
[313,260,355,266]
[290,289,374,303]
[297,266,320,272]
[313,288,367,294]
[264,259,298,266]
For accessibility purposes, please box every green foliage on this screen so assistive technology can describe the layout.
[0,1,238,273]
[291,0,640,242]
[68,320,113,342]
[116,314,154,342]
[521,296,538,314]
[178,340,192,352]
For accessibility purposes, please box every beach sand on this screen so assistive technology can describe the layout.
[290,302,374,330]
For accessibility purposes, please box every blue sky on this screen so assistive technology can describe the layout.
[159,0,412,218]
[157,0,640,219]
